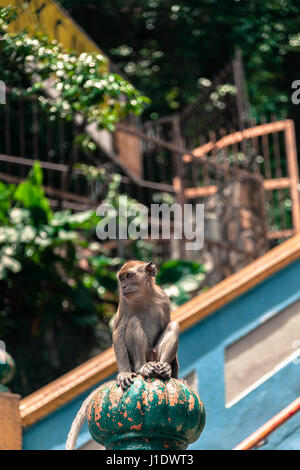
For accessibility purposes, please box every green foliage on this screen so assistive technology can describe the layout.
[0,162,120,393]
[0,5,150,131]
[75,163,149,236]
[14,162,52,222]
[0,163,118,323]
[59,0,300,119]
[0,181,15,224]
[157,259,206,308]
[0,163,206,394]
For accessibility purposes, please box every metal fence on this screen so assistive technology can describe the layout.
[0,84,299,285]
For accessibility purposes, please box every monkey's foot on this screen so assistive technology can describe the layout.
[117,371,137,391]
[152,361,172,379]
[138,362,157,378]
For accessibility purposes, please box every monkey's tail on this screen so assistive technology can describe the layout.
[65,386,102,450]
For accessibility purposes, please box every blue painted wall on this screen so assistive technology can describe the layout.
[23,258,300,450]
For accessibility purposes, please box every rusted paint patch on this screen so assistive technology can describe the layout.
[188,394,195,411]
[167,383,181,407]
[136,400,145,416]
[150,378,168,406]
[109,386,123,408]
[130,423,142,431]
[142,391,149,407]
[94,398,104,423]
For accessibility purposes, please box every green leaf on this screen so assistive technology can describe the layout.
[14,162,52,222]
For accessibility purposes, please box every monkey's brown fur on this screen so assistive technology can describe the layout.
[66,260,180,448]
[113,260,180,390]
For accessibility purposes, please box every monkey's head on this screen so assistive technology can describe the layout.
[117,260,157,301]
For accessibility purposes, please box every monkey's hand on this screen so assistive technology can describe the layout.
[138,362,157,378]
[117,371,137,391]
[152,361,172,379]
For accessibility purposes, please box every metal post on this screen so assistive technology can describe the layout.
[232,47,251,132]
[172,114,186,258]
[284,120,300,233]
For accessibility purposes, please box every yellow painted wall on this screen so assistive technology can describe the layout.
[1,0,106,58]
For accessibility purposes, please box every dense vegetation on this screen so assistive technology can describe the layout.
[60,0,300,122]
[0,162,205,395]
[0,5,149,130]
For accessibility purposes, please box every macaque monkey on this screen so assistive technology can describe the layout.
[66,260,180,449]
[113,260,180,390]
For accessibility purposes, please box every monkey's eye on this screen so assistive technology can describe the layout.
[126,272,134,279]
[118,274,124,282]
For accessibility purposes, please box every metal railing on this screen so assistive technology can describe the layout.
[1,86,299,285]
[234,396,300,450]
[182,119,300,241]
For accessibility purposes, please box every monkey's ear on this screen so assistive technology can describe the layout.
[145,261,157,277]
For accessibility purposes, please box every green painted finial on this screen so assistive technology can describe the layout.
[0,348,16,393]
[87,375,206,450]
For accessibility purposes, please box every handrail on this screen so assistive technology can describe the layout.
[181,119,300,235]
[233,396,300,450]
[185,177,293,198]
[116,123,263,183]
[183,120,292,161]
[19,233,300,428]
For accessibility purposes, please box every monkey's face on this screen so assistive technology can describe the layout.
[117,261,157,301]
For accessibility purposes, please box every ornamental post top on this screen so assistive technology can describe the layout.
[87,375,206,451]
